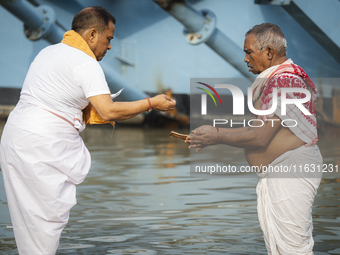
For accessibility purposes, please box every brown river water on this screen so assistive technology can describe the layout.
[0,121,339,254]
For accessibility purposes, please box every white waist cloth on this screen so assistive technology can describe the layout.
[256,145,322,255]
[1,100,91,184]
[0,100,91,254]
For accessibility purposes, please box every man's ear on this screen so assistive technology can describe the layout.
[89,28,97,43]
[266,47,274,60]
[79,28,97,45]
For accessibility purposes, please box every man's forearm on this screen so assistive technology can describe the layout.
[88,94,175,121]
[216,128,261,148]
[218,127,249,133]
[106,100,149,121]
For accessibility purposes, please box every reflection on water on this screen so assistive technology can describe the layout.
[0,122,339,254]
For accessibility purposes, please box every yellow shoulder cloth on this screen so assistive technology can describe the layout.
[61,30,115,128]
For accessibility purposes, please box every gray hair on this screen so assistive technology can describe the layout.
[245,23,287,56]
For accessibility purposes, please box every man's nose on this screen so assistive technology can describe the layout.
[108,43,111,50]
[244,55,249,63]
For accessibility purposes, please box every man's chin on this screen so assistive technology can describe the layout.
[249,68,260,75]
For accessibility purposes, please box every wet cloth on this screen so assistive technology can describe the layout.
[257,145,323,255]
[252,59,321,254]
[0,31,111,254]
[251,59,318,146]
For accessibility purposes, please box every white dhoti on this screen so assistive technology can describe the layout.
[257,145,322,255]
[0,101,91,255]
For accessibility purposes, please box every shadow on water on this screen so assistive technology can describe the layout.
[0,121,339,254]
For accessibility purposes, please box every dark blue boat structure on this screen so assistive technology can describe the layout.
[0,0,339,126]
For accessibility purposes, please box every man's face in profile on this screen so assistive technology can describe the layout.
[91,22,115,61]
[243,33,269,75]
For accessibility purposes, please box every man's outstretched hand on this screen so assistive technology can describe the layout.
[150,95,176,112]
[185,125,219,152]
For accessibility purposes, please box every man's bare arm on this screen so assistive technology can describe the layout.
[88,94,176,121]
[219,126,249,133]
[184,125,248,145]
[187,115,282,151]
[218,117,281,148]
